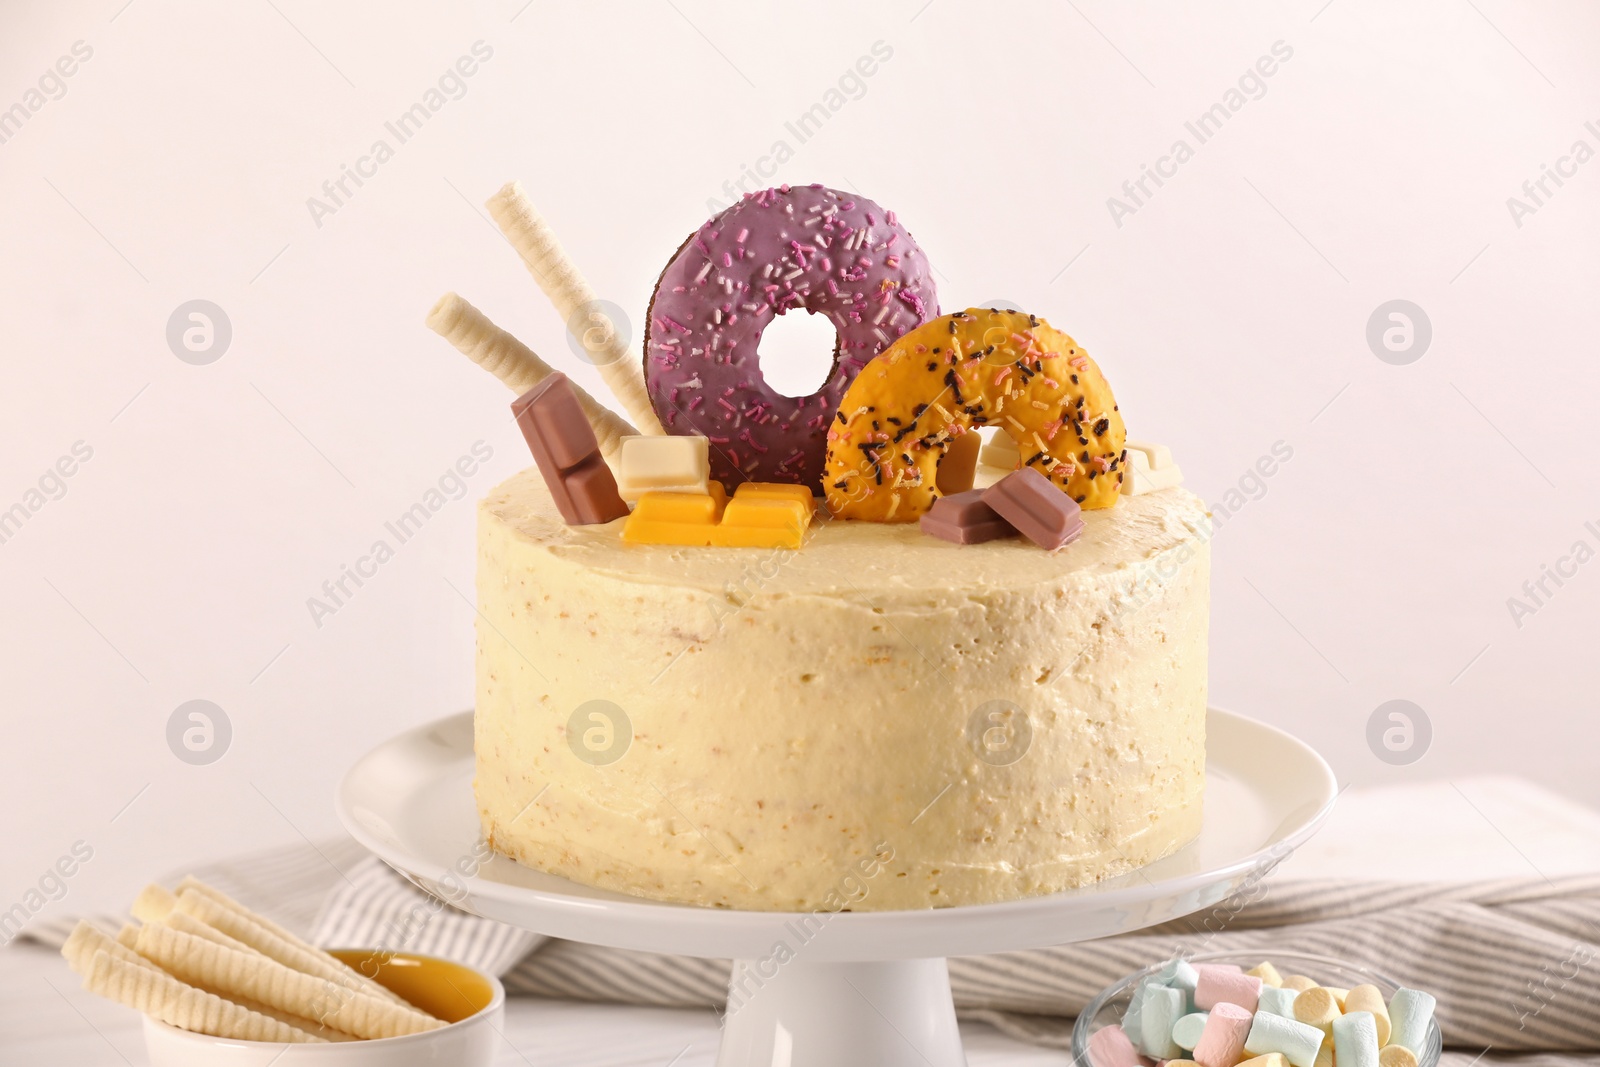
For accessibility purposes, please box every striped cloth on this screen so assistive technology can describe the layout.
[24,843,1600,1065]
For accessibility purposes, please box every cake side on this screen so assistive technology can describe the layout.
[474,467,1210,910]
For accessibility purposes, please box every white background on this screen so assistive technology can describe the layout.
[2,0,1597,923]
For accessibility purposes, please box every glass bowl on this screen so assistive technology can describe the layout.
[1073,951,1442,1067]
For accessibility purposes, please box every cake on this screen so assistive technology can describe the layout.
[442,181,1212,912]
[474,468,1210,910]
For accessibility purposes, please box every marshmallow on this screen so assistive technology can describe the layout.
[1173,1012,1210,1051]
[1313,1045,1335,1067]
[1244,1010,1326,1067]
[1387,988,1436,1054]
[1090,1024,1146,1067]
[1123,979,1148,1040]
[1140,984,1186,1059]
[1281,975,1317,993]
[1379,1046,1418,1067]
[1247,962,1285,989]
[1237,1056,1289,1067]
[1343,986,1391,1046]
[1155,958,1201,1011]
[1168,1061,1200,1067]
[1292,987,1341,1036]
[1196,968,1263,1014]
[1326,988,1350,1009]
[1196,963,1245,976]
[1333,1012,1380,1067]
[616,434,712,501]
[1257,987,1300,1019]
[1193,1002,1253,1067]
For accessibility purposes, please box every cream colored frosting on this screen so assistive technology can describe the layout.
[475,466,1211,911]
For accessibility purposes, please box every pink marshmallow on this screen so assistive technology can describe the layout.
[1195,963,1244,976]
[1091,1024,1148,1067]
[1193,1002,1254,1067]
[1194,968,1262,1013]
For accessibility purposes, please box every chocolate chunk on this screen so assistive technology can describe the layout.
[980,467,1084,550]
[512,374,629,526]
[920,489,1018,545]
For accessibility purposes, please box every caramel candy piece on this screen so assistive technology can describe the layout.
[622,483,727,546]
[920,489,1017,545]
[981,467,1084,550]
[717,484,814,549]
[621,482,813,549]
[512,373,628,525]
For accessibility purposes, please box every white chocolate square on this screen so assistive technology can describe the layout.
[1121,448,1184,496]
[979,429,1021,470]
[1124,438,1173,470]
[617,435,712,502]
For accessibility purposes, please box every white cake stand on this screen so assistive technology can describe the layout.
[338,708,1335,1067]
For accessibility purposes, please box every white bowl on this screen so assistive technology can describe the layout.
[141,949,504,1067]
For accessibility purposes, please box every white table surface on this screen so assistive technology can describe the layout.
[5,775,1598,1066]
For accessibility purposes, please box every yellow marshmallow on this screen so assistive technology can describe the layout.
[1248,961,1285,988]
[1293,987,1342,1036]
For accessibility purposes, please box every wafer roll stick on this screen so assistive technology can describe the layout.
[135,923,441,1040]
[81,949,324,1043]
[126,914,358,1041]
[485,180,664,435]
[427,291,635,463]
[63,921,164,978]
[173,878,405,1008]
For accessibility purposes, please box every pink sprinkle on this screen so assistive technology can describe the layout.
[886,255,900,268]
[722,252,732,267]
[1069,355,1088,370]
[1042,419,1062,441]
[736,228,748,243]
[993,367,1012,385]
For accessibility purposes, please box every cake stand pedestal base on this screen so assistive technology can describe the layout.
[718,958,963,1067]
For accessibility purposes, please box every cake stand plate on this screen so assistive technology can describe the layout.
[338,708,1335,1066]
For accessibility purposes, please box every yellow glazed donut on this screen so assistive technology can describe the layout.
[823,308,1126,521]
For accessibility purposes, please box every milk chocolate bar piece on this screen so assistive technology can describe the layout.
[980,467,1084,550]
[512,373,628,525]
[921,488,1017,545]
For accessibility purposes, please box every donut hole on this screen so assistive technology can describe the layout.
[754,309,841,398]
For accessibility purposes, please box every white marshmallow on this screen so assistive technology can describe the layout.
[1387,988,1436,1053]
[1334,1011,1381,1067]
[1140,984,1186,1059]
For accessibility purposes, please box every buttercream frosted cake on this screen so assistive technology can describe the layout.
[437,181,1210,911]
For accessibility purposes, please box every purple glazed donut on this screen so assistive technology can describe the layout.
[644,184,939,489]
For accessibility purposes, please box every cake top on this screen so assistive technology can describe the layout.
[483,466,1209,598]
[434,180,1196,560]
